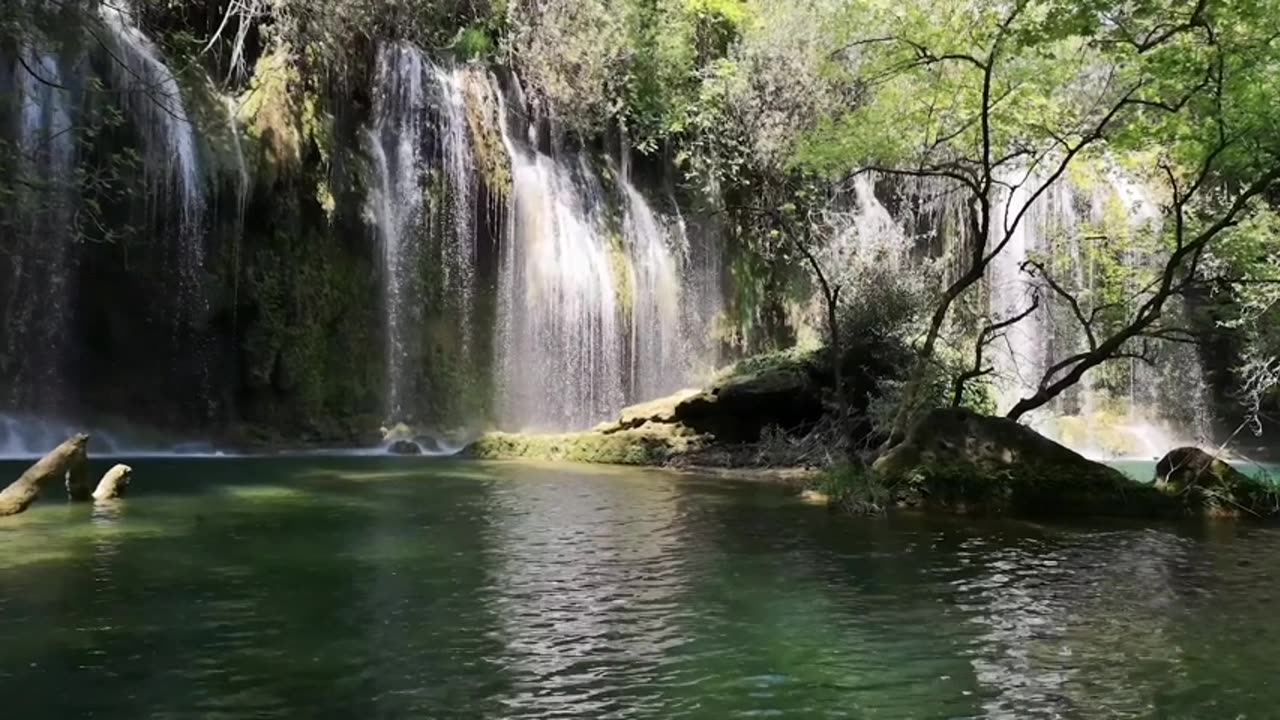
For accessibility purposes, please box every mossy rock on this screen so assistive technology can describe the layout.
[873,409,1175,517]
[594,389,701,434]
[675,352,825,442]
[462,427,703,466]
[1155,448,1279,519]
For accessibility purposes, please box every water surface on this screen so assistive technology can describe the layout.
[0,457,1277,718]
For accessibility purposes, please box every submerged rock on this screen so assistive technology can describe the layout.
[1155,447,1278,518]
[799,489,832,506]
[388,440,423,456]
[93,464,133,500]
[872,409,1169,516]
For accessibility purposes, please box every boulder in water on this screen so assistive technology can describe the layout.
[1155,447,1278,518]
[872,409,1167,516]
[388,439,422,456]
[93,464,133,501]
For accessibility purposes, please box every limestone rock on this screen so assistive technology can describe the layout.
[462,427,702,466]
[674,364,824,442]
[799,489,831,506]
[872,409,1163,516]
[1155,447,1277,518]
[596,389,701,435]
[93,464,133,501]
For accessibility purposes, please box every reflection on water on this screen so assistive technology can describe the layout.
[0,457,1278,718]
[485,467,691,717]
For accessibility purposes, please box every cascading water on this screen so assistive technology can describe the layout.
[431,65,480,354]
[366,44,483,423]
[984,164,1214,457]
[367,44,428,422]
[494,97,626,430]
[99,3,206,306]
[5,44,77,410]
[988,169,1071,420]
[622,178,689,402]
[491,77,720,431]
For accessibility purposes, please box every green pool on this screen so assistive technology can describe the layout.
[0,456,1276,718]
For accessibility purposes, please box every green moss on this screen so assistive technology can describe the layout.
[607,230,635,314]
[452,26,495,61]
[238,48,304,184]
[811,463,892,515]
[461,71,512,195]
[463,427,702,465]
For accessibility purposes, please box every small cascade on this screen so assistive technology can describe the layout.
[5,44,77,411]
[621,177,688,402]
[492,76,721,431]
[98,3,206,310]
[366,44,483,423]
[982,163,1214,457]
[430,65,480,354]
[494,94,626,430]
[367,44,429,421]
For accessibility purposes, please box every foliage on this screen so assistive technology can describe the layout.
[811,462,894,515]
[785,0,1280,428]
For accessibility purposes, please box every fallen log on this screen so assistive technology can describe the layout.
[93,464,133,501]
[0,434,91,517]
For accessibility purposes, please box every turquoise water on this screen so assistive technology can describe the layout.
[1,456,1278,718]
[1109,457,1280,482]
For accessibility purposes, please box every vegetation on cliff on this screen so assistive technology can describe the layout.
[4,0,1280,516]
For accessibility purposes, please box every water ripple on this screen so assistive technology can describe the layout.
[1,460,1279,718]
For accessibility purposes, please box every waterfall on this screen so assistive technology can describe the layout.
[366,44,482,423]
[494,94,626,430]
[622,177,689,402]
[99,4,206,307]
[988,169,1075,419]
[432,65,480,355]
[5,44,77,410]
[490,76,720,431]
[984,164,1213,457]
[367,44,427,421]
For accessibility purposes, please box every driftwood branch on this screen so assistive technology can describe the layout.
[0,434,91,517]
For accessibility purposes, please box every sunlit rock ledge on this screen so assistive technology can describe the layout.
[463,352,828,469]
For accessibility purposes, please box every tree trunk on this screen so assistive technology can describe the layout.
[0,434,91,517]
[824,288,845,417]
[65,444,93,501]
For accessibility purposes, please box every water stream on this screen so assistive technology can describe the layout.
[99,3,206,307]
